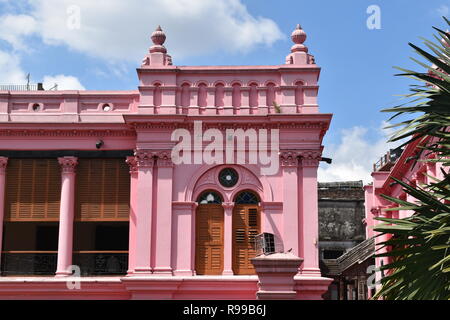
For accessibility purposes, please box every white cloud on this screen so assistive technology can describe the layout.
[12,0,283,62]
[43,74,85,90]
[0,50,27,84]
[318,121,401,184]
[0,14,37,50]
[0,50,85,90]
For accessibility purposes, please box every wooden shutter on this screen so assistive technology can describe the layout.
[4,159,61,221]
[232,205,260,275]
[195,204,224,275]
[75,159,130,221]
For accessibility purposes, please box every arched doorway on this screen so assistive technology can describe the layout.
[195,191,224,275]
[232,190,261,275]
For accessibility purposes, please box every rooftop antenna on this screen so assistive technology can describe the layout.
[26,73,30,91]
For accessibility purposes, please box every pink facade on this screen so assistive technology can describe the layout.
[364,138,446,289]
[0,26,332,299]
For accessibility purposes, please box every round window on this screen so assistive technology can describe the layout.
[219,168,239,188]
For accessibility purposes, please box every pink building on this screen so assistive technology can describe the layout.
[0,25,332,299]
[364,139,446,290]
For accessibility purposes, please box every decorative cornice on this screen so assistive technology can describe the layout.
[0,157,8,174]
[134,149,155,168]
[0,129,136,137]
[126,156,138,174]
[58,156,78,174]
[131,121,328,131]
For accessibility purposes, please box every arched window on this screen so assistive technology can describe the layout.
[197,191,223,204]
[234,191,260,204]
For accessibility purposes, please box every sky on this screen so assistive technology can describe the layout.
[0,0,448,183]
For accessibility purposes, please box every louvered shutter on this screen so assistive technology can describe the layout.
[4,159,61,221]
[232,205,260,275]
[195,204,224,275]
[75,159,130,221]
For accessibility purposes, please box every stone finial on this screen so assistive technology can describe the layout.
[290,24,308,53]
[141,25,173,67]
[150,25,167,53]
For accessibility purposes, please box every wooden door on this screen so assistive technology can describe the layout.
[195,204,224,275]
[232,204,260,275]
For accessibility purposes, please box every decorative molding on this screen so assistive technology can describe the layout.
[280,151,299,167]
[134,149,155,168]
[126,156,138,174]
[0,129,136,137]
[0,156,8,174]
[156,150,174,167]
[172,201,197,210]
[222,202,235,210]
[260,201,283,211]
[58,156,78,174]
[299,150,322,167]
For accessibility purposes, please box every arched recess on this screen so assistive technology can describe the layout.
[197,83,207,108]
[186,164,272,203]
[181,82,191,108]
[153,83,162,108]
[232,190,261,275]
[195,190,224,275]
[294,81,304,106]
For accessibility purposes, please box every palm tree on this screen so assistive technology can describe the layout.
[373,17,450,300]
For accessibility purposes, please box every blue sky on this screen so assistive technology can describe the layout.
[0,0,448,182]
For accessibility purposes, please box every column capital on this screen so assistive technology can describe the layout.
[280,151,299,167]
[134,149,155,168]
[126,156,138,174]
[155,150,174,167]
[222,202,235,210]
[58,156,78,174]
[371,206,389,217]
[299,150,322,167]
[0,157,8,174]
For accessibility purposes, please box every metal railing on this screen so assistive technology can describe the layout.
[0,252,57,276]
[0,83,45,91]
[73,251,128,276]
[373,147,404,172]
